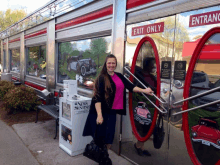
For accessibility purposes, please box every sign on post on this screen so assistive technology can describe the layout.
[189,10,220,27]
[132,22,164,36]
[160,61,171,79]
[174,61,186,80]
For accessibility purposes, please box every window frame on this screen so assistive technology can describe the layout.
[56,35,112,96]
[26,45,46,79]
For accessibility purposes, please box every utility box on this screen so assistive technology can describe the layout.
[1,73,12,81]
[59,79,92,156]
[59,96,92,156]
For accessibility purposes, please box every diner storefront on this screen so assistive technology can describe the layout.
[1,0,220,164]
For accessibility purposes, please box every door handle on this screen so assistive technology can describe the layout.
[173,86,220,105]
[172,99,220,116]
[124,66,167,104]
[124,75,167,114]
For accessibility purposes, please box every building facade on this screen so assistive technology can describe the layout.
[1,0,220,164]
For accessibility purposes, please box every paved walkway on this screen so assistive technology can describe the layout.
[0,120,39,165]
[12,120,133,165]
[0,118,132,165]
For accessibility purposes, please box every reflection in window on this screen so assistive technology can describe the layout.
[27,45,46,79]
[58,36,111,89]
[205,33,220,45]
[135,41,157,91]
[10,49,20,73]
[133,41,157,138]
[189,31,220,165]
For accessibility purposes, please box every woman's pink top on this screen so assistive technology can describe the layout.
[111,73,124,109]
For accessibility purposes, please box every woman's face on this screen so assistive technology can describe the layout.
[106,58,117,73]
[68,134,72,141]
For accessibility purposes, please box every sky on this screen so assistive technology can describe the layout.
[0,0,51,14]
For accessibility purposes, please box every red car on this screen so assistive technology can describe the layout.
[191,118,220,149]
[134,102,152,125]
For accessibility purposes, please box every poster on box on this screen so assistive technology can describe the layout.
[62,102,71,121]
[61,125,72,145]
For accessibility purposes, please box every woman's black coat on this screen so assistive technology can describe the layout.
[83,72,135,137]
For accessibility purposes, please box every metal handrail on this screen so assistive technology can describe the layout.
[124,66,166,104]
[124,75,167,114]
[173,86,220,105]
[172,99,220,116]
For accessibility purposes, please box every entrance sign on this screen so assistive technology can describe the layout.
[132,22,164,36]
[174,61,186,80]
[189,10,220,27]
[160,61,171,79]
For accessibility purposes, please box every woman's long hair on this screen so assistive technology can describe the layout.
[93,54,117,103]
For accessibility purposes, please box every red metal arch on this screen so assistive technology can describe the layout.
[129,36,160,142]
[183,27,220,165]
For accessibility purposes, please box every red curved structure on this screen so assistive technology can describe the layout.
[129,36,160,142]
[182,27,220,165]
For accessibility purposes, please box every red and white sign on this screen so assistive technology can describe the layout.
[189,10,220,27]
[132,22,164,36]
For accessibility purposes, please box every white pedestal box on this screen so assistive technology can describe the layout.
[59,96,92,156]
[63,80,77,98]
[1,73,12,81]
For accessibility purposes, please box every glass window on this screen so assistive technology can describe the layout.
[27,45,46,79]
[10,49,20,73]
[58,36,111,90]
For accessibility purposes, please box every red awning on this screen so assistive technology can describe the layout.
[182,39,220,60]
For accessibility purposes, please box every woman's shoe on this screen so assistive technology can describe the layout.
[142,150,151,156]
[134,143,144,156]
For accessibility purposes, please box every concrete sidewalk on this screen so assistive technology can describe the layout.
[0,120,39,165]
[11,120,133,165]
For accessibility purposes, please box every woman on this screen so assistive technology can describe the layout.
[83,54,153,150]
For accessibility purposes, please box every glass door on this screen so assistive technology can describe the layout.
[169,6,220,165]
[121,15,176,165]
[122,5,220,165]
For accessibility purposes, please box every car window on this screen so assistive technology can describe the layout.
[213,79,220,88]
[192,72,206,84]
[138,103,142,107]
[200,119,218,129]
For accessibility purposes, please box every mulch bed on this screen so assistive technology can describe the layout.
[0,101,53,126]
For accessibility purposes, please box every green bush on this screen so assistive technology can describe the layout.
[0,81,15,99]
[3,85,41,114]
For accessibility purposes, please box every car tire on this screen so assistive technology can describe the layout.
[81,65,86,76]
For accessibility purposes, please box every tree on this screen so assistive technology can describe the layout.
[0,9,27,31]
[154,17,190,60]
[59,42,73,63]
[90,38,107,68]
[11,49,20,68]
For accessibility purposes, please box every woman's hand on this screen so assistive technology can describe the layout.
[142,87,154,96]
[96,114,104,125]
[133,86,154,95]
[95,103,103,124]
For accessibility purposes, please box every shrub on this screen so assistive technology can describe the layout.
[0,81,15,99]
[3,85,41,114]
